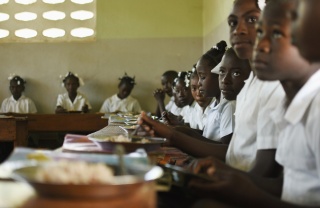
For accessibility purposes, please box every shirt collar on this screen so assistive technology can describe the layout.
[285,69,320,124]
[10,94,25,101]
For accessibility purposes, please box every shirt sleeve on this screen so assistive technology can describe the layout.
[220,101,236,138]
[0,99,6,113]
[307,95,320,178]
[133,100,142,113]
[100,99,109,113]
[257,83,285,150]
[29,99,37,113]
[56,94,64,107]
[84,97,92,109]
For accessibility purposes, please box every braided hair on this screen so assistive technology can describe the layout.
[63,72,80,85]
[200,40,227,69]
[118,72,136,88]
[10,75,26,86]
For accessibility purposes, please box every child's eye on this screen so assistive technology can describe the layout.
[272,30,283,39]
[233,72,241,77]
[228,19,237,27]
[219,69,225,75]
[247,16,258,24]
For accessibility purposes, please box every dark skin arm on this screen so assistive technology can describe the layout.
[189,156,283,197]
[153,89,166,115]
[82,104,89,113]
[249,149,283,178]
[138,112,228,161]
[55,106,67,114]
[189,167,318,208]
[220,133,232,145]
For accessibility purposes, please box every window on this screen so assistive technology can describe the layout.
[0,0,96,42]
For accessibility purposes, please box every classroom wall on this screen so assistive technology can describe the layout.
[0,0,203,113]
[203,0,233,51]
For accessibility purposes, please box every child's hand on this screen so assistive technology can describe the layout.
[162,111,184,126]
[55,106,67,114]
[188,169,263,206]
[153,89,165,101]
[137,111,174,140]
[188,157,232,176]
[82,104,89,113]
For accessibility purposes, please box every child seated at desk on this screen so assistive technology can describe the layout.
[100,73,141,114]
[1,75,37,114]
[55,72,91,114]
[153,70,178,117]
[162,71,195,125]
[184,69,214,130]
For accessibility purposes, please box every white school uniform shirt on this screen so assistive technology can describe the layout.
[197,98,216,130]
[165,96,175,112]
[226,72,285,171]
[1,95,37,113]
[185,102,202,129]
[202,98,236,142]
[180,101,199,129]
[100,94,141,113]
[169,103,183,116]
[56,92,92,111]
[275,69,320,206]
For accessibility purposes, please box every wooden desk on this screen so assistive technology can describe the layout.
[26,114,107,133]
[0,117,28,146]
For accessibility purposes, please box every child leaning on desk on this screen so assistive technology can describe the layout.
[1,75,37,114]
[55,72,91,114]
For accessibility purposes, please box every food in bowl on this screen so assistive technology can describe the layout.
[35,160,114,184]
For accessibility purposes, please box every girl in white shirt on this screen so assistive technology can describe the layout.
[1,75,37,114]
[55,72,91,113]
[100,73,141,114]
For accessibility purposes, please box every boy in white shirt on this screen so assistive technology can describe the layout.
[153,70,178,117]
[1,75,37,114]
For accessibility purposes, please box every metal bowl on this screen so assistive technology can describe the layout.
[12,163,163,199]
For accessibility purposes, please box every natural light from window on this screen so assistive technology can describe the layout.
[0,0,96,42]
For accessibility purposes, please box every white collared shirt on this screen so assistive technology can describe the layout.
[100,94,141,113]
[1,95,37,113]
[56,92,92,111]
[275,69,320,206]
[165,96,175,112]
[169,103,183,116]
[226,72,284,171]
[202,98,236,142]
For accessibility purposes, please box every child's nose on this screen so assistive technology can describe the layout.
[233,20,248,36]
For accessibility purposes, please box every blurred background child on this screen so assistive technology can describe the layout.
[1,75,37,114]
[100,73,141,114]
[163,71,195,125]
[153,70,178,117]
[55,72,91,114]
[184,69,213,130]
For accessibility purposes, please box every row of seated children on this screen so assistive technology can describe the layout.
[0,72,141,114]
[153,42,250,144]
[140,0,320,207]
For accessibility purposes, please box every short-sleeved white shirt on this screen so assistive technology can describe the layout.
[100,94,141,113]
[56,92,92,111]
[202,98,236,142]
[165,96,175,112]
[185,102,202,129]
[169,103,183,116]
[275,69,320,206]
[1,95,37,113]
[226,72,284,171]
